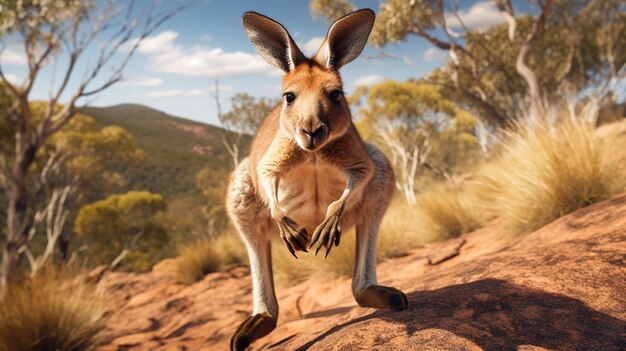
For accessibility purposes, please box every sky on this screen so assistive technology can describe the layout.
[0,0,525,125]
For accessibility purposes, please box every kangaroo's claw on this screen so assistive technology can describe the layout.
[310,214,342,257]
[230,313,277,351]
[276,215,308,258]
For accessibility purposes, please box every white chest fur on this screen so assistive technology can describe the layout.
[276,158,349,231]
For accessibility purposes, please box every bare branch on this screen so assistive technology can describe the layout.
[363,51,415,66]
[213,79,242,169]
[516,0,553,120]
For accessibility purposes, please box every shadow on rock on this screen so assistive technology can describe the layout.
[294,279,626,351]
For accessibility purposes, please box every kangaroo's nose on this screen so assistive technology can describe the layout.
[301,124,326,139]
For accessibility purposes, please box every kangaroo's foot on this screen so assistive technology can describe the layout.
[275,215,309,258]
[230,313,277,351]
[355,285,408,311]
[310,213,341,258]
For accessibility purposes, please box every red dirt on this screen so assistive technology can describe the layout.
[96,193,626,351]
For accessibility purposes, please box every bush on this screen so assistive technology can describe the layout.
[175,232,247,284]
[0,267,107,351]
[472,118,626,235]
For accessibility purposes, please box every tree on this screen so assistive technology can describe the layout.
[195,166,230,236]
[310,0,626,126]
[0,0,184,294]
[1,104,145,276]
[74,191,168,271]
[352,80,480,203]
[212,84,278,168]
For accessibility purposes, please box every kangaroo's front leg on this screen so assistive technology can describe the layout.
[309,160,373,257]
[258,141,308,258]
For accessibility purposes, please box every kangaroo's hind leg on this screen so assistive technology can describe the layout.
[227,158,278,351]
[352,144,408,311]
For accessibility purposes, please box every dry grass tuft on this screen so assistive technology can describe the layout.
[175,232,247,284]
[410,185,481,242]
[0,267,107,351]
[471,118,626,235]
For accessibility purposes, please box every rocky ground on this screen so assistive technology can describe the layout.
[96,193,626,351]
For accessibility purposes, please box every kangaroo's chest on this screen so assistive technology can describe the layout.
[277,161,347,230]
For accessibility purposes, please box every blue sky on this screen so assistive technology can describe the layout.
[0,0,524,124]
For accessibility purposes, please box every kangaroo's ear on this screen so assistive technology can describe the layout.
[314,9,375,70]
[242,11,306,72]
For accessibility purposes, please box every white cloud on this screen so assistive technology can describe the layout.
[354,75,385,88]
[134,31,179,55]
[187,89,206,96]
[422,48,448,62]
[301,37,325,56]
[0,48,27,65]
[119,76,163,87]
[144,86,232,98]
[444,1,507,30]
[135,31,279,78]
[144,89,187,98]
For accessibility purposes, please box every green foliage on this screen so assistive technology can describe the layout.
[81,104,237,199]
[36,105,145,203]
[309,0,355,22]
[0,0,90,35]
[0,266,107,351]
[222,93,277,135]
[353,80,481,185]
[311,0,626,125]
[74,191,168,271]
[196,167,229,236]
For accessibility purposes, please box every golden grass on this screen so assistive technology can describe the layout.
[175,231,247,284]
[0,267,107,351]
[272,203,432,284]
[471,118,626,235]
[410,185,481,242]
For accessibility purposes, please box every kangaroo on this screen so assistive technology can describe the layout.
[227,9,408,350]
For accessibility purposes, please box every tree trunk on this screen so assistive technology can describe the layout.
[0,242,19,296]
[515,0,553,121]
[0,125,38,296]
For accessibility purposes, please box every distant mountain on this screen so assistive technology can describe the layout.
[81,104,243,199]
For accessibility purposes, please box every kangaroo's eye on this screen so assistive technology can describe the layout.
[284,92,296,104]
[329,90,343,103]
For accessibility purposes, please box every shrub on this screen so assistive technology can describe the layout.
[0,267,107,351]
[472,118,626,235]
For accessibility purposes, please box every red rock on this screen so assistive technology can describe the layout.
[98,194,626,351]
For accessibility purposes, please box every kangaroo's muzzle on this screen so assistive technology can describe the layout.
[297,123,328,151]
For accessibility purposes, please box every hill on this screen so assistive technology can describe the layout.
[81,104,243,199]
[95,192,626,351]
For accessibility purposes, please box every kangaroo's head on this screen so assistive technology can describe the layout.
[242,9,375,152]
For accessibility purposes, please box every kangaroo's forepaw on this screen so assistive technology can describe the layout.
[230,312,277,351]
[310,213,341,258]
[276,215,309,258]
[355,285,408,311]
